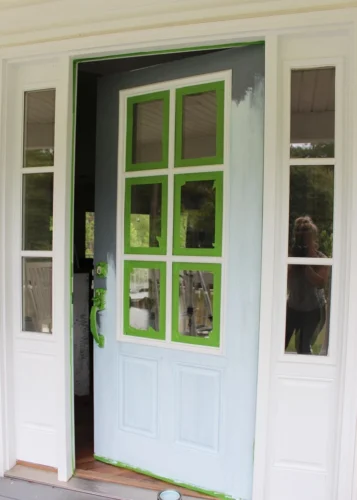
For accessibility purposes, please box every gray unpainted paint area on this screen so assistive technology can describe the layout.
[94,45,264,499]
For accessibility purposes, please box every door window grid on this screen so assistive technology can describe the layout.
[21,89,55,334]
[120,76,228,348]
[285,67,335,356]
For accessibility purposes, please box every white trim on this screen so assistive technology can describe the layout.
[335,19,357,500]
[115,70,231,355]
[0,7,355,60]
[124,164,225,178]
[52,56,73,481]
[22,167,54,175]
[119,70,230,98]
[289,158,336,166]
[287,257,333,266]
[252,33,279,500]
[20,251,53,258]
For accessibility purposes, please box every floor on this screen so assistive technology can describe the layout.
[0,477,114,500]
[75,396,211,499]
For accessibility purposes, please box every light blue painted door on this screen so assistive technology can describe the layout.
[94,45,264,499]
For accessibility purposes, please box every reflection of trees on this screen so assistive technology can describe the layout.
[25,148,54,168]
[24,173,53,250]
[290,142,334,159]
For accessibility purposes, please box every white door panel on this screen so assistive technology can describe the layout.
[94,46,265,499]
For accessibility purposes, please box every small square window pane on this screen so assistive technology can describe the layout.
[129,267,161,332]
[285,264,331,356]
[182,91,217,160]
[177,270,214,338]
[22,173,54,251]
[174,173,223,256]
[289,165,334,258]
[290,68,335,158]
[23,90,55,168]
[130,184,161,249]
[125,178,167,254]
[124,262,166,340]
[132,99,164,164]
[175,82,225,167]
[22,257,52,333]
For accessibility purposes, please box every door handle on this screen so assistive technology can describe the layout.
[90,288,106,348]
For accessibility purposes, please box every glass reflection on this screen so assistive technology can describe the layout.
[24,90,55,168]
[129,268,160,332]
[179,180,216,250]
[132,100,163,164]
[130,183,162,249]
[22,258,52,333]
[289,166,334,257]
[182,91,217,160]
[285,264,331,355]
[290,68,335,158]
[22,173,54,251]
[178,270,214,337]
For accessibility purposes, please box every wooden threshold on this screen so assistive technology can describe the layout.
[75,455,213,499]
[16,460,57,473]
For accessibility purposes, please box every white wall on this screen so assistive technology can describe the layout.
[0,0,355,51]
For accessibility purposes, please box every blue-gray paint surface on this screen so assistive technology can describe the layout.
[94,45,264,500]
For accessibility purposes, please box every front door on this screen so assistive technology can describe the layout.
[93,45,265,499]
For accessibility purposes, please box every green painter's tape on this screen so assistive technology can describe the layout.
[90,289,106,348]
[94,455,234,500]
[96,261,108,278]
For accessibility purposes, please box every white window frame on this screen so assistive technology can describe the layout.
[116,70,232,355]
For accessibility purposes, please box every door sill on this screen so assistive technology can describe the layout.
[5,464,205,500]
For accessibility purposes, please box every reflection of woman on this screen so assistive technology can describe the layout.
[285,216,329,354]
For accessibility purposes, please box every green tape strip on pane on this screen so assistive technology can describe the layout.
[175,80,225,168]
[123,260,166,340]
[124,176,168,255]
[172,262,221,348]
[126,91,170,172]
[173,171,223,257]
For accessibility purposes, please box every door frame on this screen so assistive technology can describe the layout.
[0,9,355,500]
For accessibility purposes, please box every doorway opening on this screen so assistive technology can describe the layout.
[72,47,223,495]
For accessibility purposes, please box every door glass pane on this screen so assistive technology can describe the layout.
[23,89,55,168]
[289,165,334,258]
[290,68,335,158]
[127,181,164,252]
[129,267,161,332]
[132,99,164,164]
[182,91,217,160]
[285,264,331,355]
[178,270,214,338]
[22,173,54,251]
[22,257,52,333]
[176,177,221,252]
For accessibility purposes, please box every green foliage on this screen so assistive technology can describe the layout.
[85,212,95,259]
[23,173,53,250]
[25,148,54,168]
[130,214,150,248]
[290,142,334,159]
